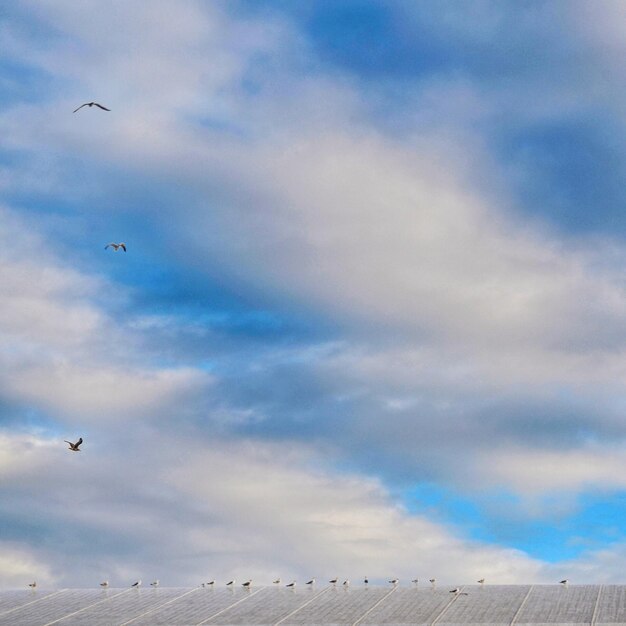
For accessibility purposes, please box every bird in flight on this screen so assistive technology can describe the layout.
[64,437,83,452]
[131,580,141,587]
[105,242,126,252]
[74,102,110,113]
[100,581,109,588]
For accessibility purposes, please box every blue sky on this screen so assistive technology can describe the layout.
[2,0,626,588]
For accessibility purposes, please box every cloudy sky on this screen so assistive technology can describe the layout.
[2,0,626,588]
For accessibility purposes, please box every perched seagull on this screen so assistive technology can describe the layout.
[450,587,468,595]
[389,579,399,585]
[306,578,315,586]
[64,437,83,452]
[100,581,109,588]
[560,579,569,586]
[206,580,215,586]
[73,102,110,113]
[412,579,419,585]
[429,578,437,586]
[286,581,296,588]
[226,580,235,586]
[364,577,369,585]
[477,579,485,585]
[131,580,141,588]
[150,580,159,587]
[273,578,281,585]
[242,580,252,588]
[105,242,127,252]
[329,577,338,585]
[342,580,350,587]
[28,582,37,589]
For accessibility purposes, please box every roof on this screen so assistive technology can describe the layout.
[0,584,625,625]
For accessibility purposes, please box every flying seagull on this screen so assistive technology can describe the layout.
[286,581,296,588]
[150,580,159,587]
[28,582,37,589]
[100,581,109,588]
[105,242,126,252]
[74,102,110,113]
[131,580,141,588]
[64,437,83,452]
[242,580,252,588]
[273,578,281,585]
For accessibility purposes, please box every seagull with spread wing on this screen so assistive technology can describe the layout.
[65,437,83,452]
[74,102,110,113]
[105,242,126,252]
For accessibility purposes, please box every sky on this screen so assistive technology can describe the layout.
[2,0,626,588]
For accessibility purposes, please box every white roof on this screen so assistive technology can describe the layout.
[0,584,624,625]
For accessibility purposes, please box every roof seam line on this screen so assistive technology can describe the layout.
[273,585,331,626]
[120,587,201,626]
[196,586,264,625]
[510,585,534,626]
[351,585,398,626]
[431,585,465,626]
[0,589,68,617]
[590,584,604,626]
[42,589,131,626]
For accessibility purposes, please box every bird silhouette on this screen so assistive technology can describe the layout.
[242,580,252,588]
[100,581,109,588]
[105,242,126,252]
[131,580,141,587]
[64,437,83,452]
[286,581,296,588]
[74,102,110,113]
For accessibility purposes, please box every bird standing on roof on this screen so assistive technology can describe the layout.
[74,102,110,113]
[412,578,419,585]
[105,242,127,252]
[150,580,159,587]
[100,581,109,588]
[306,578,315,586]
[242,580,252,588]
[226,579,235,586]
[478,578,485,585]
[286,581,296,588]
[206,580,215,586]
[28,582,36,589]
[560,579,569,586]
[342,580,350,587]
[450,587,468,595]
[389,578,399,585]
[364,577,369,585]
[273,578,281,585]
[64,437,83,452]
[131,580,141,587]
[329,577,338,585]
[429,578,436,586]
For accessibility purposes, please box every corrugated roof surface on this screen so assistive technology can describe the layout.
[1,585,626,625]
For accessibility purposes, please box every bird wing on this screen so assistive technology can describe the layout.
[120,243,127,251]
[73,103,88,113]
[76,437,83,448]
[105,244,113,249]
[94,103,111,111]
